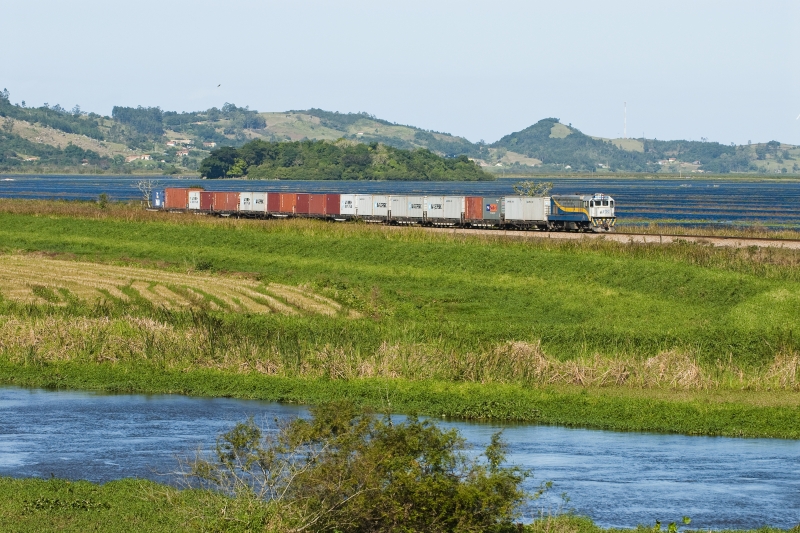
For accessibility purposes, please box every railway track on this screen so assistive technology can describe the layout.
[390,226,800,249]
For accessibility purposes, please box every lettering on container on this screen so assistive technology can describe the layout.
[409,203,422,209]
[343,200,353,208]
[429,203,443,210]
[375,202,388,208]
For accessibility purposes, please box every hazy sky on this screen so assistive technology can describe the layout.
[3,0,799,145]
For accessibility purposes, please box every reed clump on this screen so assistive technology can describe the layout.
[3,315,798,392]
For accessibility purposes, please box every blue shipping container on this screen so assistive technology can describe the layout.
[151,189,165,208]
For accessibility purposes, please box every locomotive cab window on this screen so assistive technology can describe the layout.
[602,200,609,206]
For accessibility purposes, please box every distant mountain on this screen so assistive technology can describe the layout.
[490,118,770,173]
[1,87,797,175]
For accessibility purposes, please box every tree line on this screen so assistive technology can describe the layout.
[199,139,493,181]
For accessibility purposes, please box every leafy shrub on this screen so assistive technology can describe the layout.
[185,401,530,532]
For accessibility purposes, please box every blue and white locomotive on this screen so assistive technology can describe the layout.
[548,193,616,232]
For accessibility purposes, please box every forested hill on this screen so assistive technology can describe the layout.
[1,86,797,175]
[198,139,491,181]
[491,118,761,173]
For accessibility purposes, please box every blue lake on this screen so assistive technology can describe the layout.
[2,175,800,228]
[1,386,798,529]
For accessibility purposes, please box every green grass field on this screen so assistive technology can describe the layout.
[1,200,799,437]
[1,477,795,533]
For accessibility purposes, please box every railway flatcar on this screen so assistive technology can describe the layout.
[151,188,616,232]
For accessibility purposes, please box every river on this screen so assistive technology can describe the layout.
[1,386,798,529]
[1,175,800,228]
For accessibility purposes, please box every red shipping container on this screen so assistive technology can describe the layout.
[164,188,189,209]
[212,191,239,212]
[200,191,214,211]
[324,194,340,215]
[295,194,310,214]
[279,193,296,214]
[267,192,280,213]
[465,196,483,221]
[308,194,325,215]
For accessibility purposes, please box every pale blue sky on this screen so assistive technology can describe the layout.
[3,0,799,145]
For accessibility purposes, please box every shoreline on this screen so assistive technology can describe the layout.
[2,363,799,439]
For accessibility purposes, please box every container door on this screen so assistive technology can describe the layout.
[390,196,408,218]
[340,194,356,215]
[483,197,502,220]
[524,198,545,221]
[465,197,482,220]
[325,194,341,215]
[252,192,266,213]
[228,193,240,211]
[151,190,164,208]
[425,196,444,219]
[188,191,201,210]
[407,196,424,219]
[200,191,214,211]
[239,192,253,211]
[373,195,389,217]
[267,193,280,213]
[504,197,523,221]
[356,195,373,216]
[295,194,310,214]
[443,196,464,219]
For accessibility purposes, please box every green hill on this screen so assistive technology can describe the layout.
[2,86,798,176]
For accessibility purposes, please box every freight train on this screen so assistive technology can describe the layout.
[151,188,616,232]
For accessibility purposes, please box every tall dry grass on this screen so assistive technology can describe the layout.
[2,315,798,391]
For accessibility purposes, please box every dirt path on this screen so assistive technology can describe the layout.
[387,226,800,250]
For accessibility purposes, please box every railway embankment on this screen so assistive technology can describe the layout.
[398,225,800,249]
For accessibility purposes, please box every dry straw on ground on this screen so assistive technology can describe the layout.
[0,254,345,317]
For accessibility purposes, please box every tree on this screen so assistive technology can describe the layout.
[199,146,239,178]
[134,179,160,207]
[513,179,553,196]
[184,402,531,533]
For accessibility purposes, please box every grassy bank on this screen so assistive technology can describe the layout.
[1,477,795,533]
[1,200,800,437]
[3,362,800,438]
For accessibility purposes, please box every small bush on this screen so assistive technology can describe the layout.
[184,401,531,532]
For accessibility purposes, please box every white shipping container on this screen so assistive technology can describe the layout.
[523,197,547,221]
[425,196,445,218]
[407,196,424,218]
[340,194,357,215]
[355,195,373,217]
[252,192,267,212]
[443,196,465,219]
[389,196,408,218]
[188,190,201,210]
[373,195,389,217]
[239,192,253,211]
[504,197,523,220]
[505,197,548,221]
